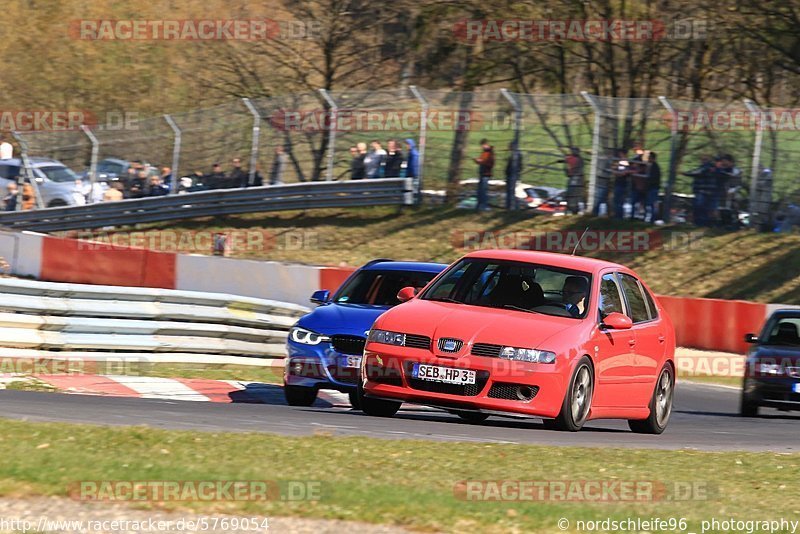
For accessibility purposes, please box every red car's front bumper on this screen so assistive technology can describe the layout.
[361,344,569,418]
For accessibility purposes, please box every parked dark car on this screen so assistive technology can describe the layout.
[741,309,800,416]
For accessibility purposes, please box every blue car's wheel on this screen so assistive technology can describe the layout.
[284,384,318,406]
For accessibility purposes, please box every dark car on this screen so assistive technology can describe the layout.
[740,309,800,416]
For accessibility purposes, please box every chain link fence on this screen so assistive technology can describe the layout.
[9,87,796,226]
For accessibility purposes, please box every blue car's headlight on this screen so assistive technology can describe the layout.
[289,327,330,345]
[500,347,557,364]
[367,329,406,346]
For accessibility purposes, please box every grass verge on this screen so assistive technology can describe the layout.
[0,419,796,533]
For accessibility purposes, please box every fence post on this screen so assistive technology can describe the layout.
[658,96,678,223]
[164,114,181,194]
[408,85,428,204]
[80,125,99,204]
[318,89,337,181]
[581,92,601,214]
[743,99,763,219]
[500,88,522,211]
[242,98,261,186]
[10,132,44,210]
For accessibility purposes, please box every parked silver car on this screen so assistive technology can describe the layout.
[0,158,86,208]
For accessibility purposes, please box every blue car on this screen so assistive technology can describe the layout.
[284,259,447,407]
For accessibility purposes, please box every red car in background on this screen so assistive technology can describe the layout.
[360,250,676,433]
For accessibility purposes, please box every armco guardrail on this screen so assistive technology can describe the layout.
[0,179,414,232]
[0,277,308,361]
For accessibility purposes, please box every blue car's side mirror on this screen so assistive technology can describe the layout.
[310,290,330,304]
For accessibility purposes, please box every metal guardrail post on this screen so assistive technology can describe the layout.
[658,96,679,223]
[242,98,261,187]
[318,89,337,181]
[500,89,522,211]
[10,132,44,210]
[80,125,99,204]
[580,92,601,214]
[164,114,181,194]
[408,85,428,204]
[743,99,763,218]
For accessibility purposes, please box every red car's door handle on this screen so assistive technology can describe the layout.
[658,335,666,343]
[628,338,636,346]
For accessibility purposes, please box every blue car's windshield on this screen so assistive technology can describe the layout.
[334,269,437,306]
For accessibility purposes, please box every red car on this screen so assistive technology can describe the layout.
[359,250,676,433]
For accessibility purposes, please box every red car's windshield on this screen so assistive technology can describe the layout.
[419,258,591,319]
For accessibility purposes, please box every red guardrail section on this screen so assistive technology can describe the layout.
[40,236,176,288]
[657,295,766,354]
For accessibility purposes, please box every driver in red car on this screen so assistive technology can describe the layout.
[562,276,588,317]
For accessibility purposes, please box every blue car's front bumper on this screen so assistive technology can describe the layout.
[284,338,362,393]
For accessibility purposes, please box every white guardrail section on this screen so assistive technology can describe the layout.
[0,277,308,364]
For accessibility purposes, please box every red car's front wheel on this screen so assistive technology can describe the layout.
[548,356,594,432]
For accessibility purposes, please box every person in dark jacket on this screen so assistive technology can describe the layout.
[384,139,404,178]
[229,158,248,188]
[474,138,494,211]
[3,182,17,211]
[563,146,584,215]
[350,145,366,180]
[644,152,661,222]
[205,163,227,190]
[504,142,522,210]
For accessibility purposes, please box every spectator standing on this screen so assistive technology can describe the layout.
[147,175,169,196]
[350,145,366,180]
[364,140,386,179]
[229,158,247,188]
[644,152,661,222]
[269,146,288,186]
[611,149,633,219]
[103,181,124,202]
[384,139,404,178]
[404,139,419,179]
[160,167,173,192]
[0,136,12,160]
[505,142,522,210]
[3,182,17,211]
[205,163,226,189]
[21,183,35,210]
[592,150,613,216]
[127,169,149,198]
[563,146,584,214]
[685,155,715,226]
[474,138,494,212]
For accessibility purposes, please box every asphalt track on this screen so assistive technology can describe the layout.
[0,382,797,452]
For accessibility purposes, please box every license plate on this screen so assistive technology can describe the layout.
[344,355,362,368]
[412,363,476,385]
[793,384,800,394]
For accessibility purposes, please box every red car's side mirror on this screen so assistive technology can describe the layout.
[397,286,416,303]
[603,312,633,330]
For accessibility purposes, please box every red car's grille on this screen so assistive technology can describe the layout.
[471,343,503,357]
[404,334,432,350]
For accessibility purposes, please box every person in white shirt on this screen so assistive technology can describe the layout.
[0,136,12,160]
